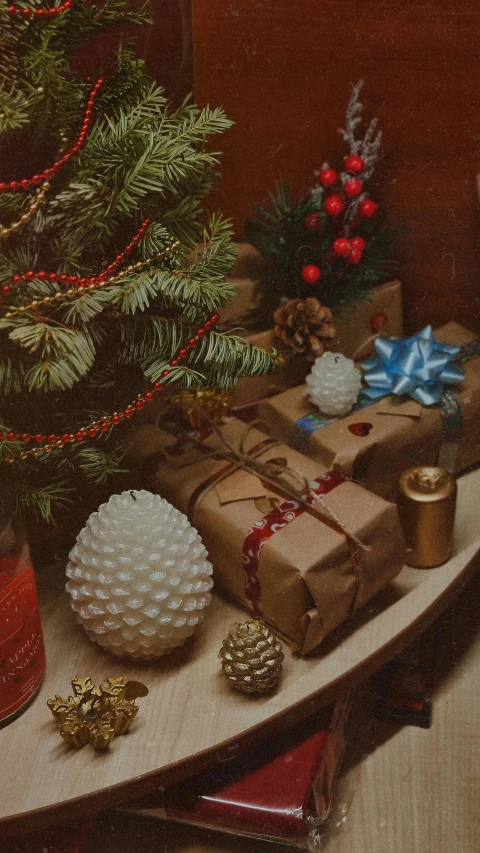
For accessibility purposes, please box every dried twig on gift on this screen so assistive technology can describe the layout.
[161,417,369,552]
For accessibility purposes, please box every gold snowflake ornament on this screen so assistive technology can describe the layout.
[47,675,148,751]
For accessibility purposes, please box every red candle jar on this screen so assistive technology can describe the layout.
[0,523,45,727]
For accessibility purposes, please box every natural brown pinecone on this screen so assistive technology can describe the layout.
[219,620,284,695]
[273,297,336,362]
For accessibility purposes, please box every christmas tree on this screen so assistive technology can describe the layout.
[245,81,401,325]
[0,0,274,525]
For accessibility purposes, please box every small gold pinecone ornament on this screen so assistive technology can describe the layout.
[273,297,336,362]
[165,387,232,429]
[219,620,284,695]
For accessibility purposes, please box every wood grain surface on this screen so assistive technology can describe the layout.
[1,469,479,837]
[86,569,480,852]
[191,0,480,334]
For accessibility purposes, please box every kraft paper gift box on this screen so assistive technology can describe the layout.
[218,243,266,329]
[129,419,406,654]
[259,322,480,502]
[124,695,351,849]
[230,279,403,409]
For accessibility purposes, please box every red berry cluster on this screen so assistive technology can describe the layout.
[316,155,378,220]
[333,235,366,265]
[0,77,103,194]
[0,312,221,453]
[4,218,151,298]
[7,1,75,17]
[300,154,380,285]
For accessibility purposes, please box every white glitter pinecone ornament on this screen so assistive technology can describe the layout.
[66,490,213,659]
[306,351,362,416]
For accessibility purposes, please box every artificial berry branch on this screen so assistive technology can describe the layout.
[244,82,400,321]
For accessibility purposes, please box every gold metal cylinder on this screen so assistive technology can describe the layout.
[397,466,457,568]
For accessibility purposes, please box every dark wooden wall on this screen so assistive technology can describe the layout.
[189,0,480,333]
[147,0,194,104]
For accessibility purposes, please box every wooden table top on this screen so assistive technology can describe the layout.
[89,568,480,853]
[1,468,479,837]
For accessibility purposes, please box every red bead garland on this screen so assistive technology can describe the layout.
[0,76,103,194]
[9,218,151,291]
[0,312,221,456]
[7,0,75,18]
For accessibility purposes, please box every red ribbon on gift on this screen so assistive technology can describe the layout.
[242,471,347,618]
[150,423,365,625]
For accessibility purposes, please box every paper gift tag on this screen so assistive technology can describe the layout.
[374,398,422,418]
[215,469,267,505]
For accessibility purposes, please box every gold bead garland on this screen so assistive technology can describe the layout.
[2,237,181,318]
[0,309,221,461]
[0,182,51,241]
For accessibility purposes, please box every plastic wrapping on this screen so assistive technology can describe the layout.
[126,694,352,850]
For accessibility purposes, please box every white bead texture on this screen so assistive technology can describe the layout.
[66,490,213,659]
[306,351,362,416]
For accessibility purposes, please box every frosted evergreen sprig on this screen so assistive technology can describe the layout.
[338,79,382,181]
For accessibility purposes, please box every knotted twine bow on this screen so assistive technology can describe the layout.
[156,417,369,553]
[148,416,369,622]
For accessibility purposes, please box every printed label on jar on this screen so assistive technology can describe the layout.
[0,563,46,722]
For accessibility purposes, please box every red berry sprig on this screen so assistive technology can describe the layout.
[6,218,152,295]
[358,199,378,218]
[7,0,75,18]
[344,155,364,174]
[0,77,103,194]
[324,195,344,217]
[318,168,338,187]
[0,311,221,459]
[304,213,321,230]
[344,178,363,199]
[301,264,321,284]
[333,235,366,264]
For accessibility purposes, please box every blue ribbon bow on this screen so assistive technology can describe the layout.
[361,325,464,406]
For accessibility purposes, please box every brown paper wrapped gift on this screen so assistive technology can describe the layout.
[218,243,267,329]
[129,420,406,654]
[259,322,480,502]
[230,280,403,409]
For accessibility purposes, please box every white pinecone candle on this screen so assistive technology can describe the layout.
[66,490,213,659]
[306,351,362,416]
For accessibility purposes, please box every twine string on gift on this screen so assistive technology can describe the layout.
[146,417,368,626]
[162,417,368,552]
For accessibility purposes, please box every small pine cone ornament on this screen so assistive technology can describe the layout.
[66,490,213,660]
[274,298,336,362]
[219,620,284,695]
[306,351,362,416]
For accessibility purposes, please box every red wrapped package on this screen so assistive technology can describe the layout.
[126,694,351,848]
[2,817,93,853]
